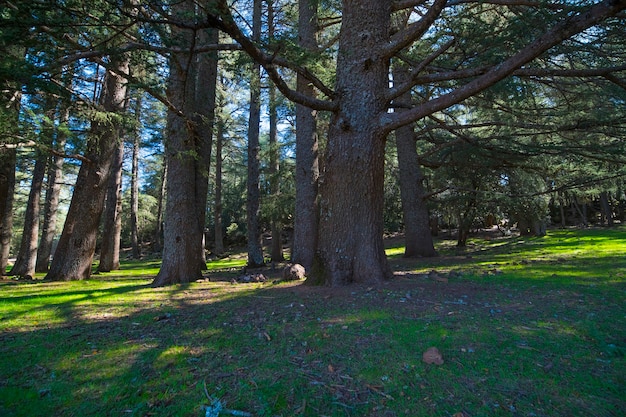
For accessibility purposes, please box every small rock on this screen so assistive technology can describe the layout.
[422,347,444,365]
[282,264,306,281]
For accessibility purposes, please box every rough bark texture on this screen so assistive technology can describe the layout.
[246,0,265,268]
[152,0,219,286]
[293,0,319,272]
[9,152,46,277]
[98,141,124,272]
[393,64,437,258]
[36,105,68,273]
[46,56,129,281]
[313,1,393,286]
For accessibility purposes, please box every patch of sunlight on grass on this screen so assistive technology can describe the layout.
[385,246,405,257]
[207,258,247,270]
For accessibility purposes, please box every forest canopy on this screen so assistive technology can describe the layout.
[0,0,625,285]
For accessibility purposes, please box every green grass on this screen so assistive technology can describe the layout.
[1,227,625,416]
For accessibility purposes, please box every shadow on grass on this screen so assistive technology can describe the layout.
[1,270,625,417]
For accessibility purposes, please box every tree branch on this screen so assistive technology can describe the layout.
[381,0,626,133]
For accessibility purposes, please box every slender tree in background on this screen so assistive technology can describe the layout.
[213,103,225,256]
[9,144,48,277]
[0,65,21,275]
[267,0,284,263]
[292,0,319,272]
[245,0,265,268]
[98,139,124,272]
[36,99,69,273]
[392,62,437,258]
[46,56,130,281]
[130,94,142,259]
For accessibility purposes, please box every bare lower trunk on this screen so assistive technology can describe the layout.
[0,148,16,275]
[152,1,218,286]
[213,116,225,255]
[292,0,319,271]
[152,161,166,253]
[130,95,142,259]
[600,191,613,226]
[98,142,124,272]
[246,0,264,268]
[46,57,129,281]
[312,0,392,286]
[36,105,68,273]
[9,153,46,277]
[393,64,437,258]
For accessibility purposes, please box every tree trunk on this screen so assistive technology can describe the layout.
[600,191,613,226]
[213,114,225,255]
[9,151,46,277]
[312,1,392,286]
[292,0,319,272]
[267,0,283,263]
[392,63,437,258]
[98,141,124,272]
[0,87,20,275]
[152,160,166,253]
[36,103,69,273]
[192,26,219,270]
[0,147,16,276]
[130,94,142,259]
[246,0,265,268]
[46,56,129,281]
[152,0,219,286]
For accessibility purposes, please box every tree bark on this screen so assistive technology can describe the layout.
[312,0,393,285]
[0,147,16,276]
[36,103,69,273]
[98,141,124,272]
[213,114,225,255]
[267,0,284,263]
[246,0,265,268]
[293,0,319,272]
[152,159,166,253]
[46,56,129,281]
[130,94,142,259]
[9,151,46,277]
[600,191,613,226]
[0,86,20,275]
[152,0,219,286]
[392,64,437,258]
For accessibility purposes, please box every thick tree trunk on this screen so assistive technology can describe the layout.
[130,95,142,259]
[46,57,129,281]
[312,1,392,286]
[393,64,437,258]
[98,141,124,272]
[36,104,68,273]
[152,0,219,286]
[9,152,46,277]
[192,27,219,270]
[213,116,225,255]
[246,0,264,268]
[292,0,320,272]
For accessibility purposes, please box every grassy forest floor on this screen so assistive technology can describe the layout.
[1,227,625,416]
